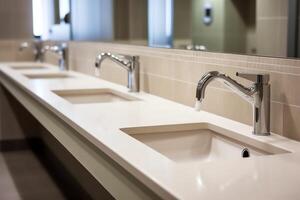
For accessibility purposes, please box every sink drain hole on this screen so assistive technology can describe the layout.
[242,148,250,158]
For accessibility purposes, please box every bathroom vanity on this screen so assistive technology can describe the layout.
[1,62,300,200]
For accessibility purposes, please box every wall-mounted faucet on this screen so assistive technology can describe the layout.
[196,71,270,136]
[19,40,43,62]
[94,52,140,92]
[42,43,68,71]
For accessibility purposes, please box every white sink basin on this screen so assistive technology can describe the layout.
[121,123,289,164]
[52,88,140,104]
[11,66,47,70]
[24,73,71,79]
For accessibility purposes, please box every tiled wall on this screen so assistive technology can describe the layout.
[68,41,300,140]
[1,39,300,141]
[256,0,288,57]
[0,40,64,65]
[0,40,34,61]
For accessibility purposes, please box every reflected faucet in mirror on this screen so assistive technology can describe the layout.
[19,40,43,62]
[94,52,140,92]
[29,0,300,58]
[42,43,68,71]
[196,71,270,136]
[186,45,207,51]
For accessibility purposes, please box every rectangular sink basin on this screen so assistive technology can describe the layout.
[52,88,139,104]
[24,73,71,79]
[121,123,289,164]
[11,66,47,70]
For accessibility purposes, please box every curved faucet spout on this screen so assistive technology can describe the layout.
[94,52,140,92]
[196,71,256,103]
[41,43,68,71]
[95,52,131,71]
[196,71,270,136]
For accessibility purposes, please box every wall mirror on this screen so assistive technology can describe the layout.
[33,0,300,58]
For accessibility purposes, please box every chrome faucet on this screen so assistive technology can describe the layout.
[19,40,43,62]
[95,52,140,92]
[196,71,270,136]
[42,43,68,71]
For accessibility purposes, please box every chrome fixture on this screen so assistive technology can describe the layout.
[95,52,140,92]
[196,71,270,136]
[186,44,207,51]
[19,40,43,62]
[42,43,68,71]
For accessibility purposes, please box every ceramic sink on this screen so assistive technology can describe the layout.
[52,88,140,104]
[24,73,71,79]
[121,123,289,164]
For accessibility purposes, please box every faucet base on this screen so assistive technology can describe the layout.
[252,131,271,136]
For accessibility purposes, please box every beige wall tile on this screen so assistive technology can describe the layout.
[270,102,284,135]
[257,0,288,18]
[256,0,288,57]
[0,40,34,62]
[256,19,288,57]
[283,105,300,140]
[172,81,196,107]
[140,73,175,101]
[1,40,300,141]
[201,86,253,125]
[270,73,300,106]
[98,61,128,87]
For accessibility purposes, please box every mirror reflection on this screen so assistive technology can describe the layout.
[32,0,299,58]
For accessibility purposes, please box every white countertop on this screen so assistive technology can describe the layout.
[1,62,300,200]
